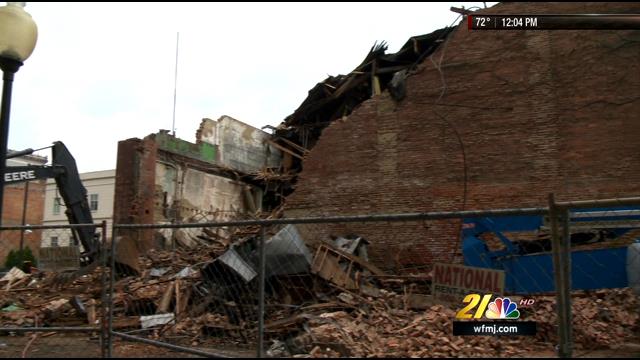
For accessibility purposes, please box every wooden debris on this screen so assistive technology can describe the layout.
[111,317,141,330]
[0,234,638,358]
[157,282,175,314]
[86,299,97,325]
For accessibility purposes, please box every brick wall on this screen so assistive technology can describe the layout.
[0,181,46,265]
[284,2,640,272]
[113,132,260,256]
[113,136,157,253]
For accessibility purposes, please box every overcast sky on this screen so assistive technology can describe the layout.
[9,2,492,172]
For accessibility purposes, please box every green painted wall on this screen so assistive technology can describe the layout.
[155,132,217,164]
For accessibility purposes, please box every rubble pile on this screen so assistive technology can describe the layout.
[291,288,639,358]
[280,294,532,358]
[0,228,638,357]
[0,267,104,327]
[527,289,640,349]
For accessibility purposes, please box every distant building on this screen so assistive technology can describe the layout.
[41,169,115,247]
[0,152,48,265]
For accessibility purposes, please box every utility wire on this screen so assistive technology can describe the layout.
[425,11,472,263]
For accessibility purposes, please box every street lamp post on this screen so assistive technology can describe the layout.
[0,2,38,225]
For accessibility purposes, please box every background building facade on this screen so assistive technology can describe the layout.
[42,169,115,247]
[1,153,48,265]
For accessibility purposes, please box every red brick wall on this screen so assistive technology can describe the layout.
[114,136,158,253]
[0,181,46,265]
[284,2,640,272]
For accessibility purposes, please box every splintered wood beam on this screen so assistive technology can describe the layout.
[174,280,180,318]
[266,139,305,160]
[332,75,357,98]
[276,136,309,154]
[112,317,141,329]
[157,282,175,314]
[450,6,472,15]
[372,75,381,96]
[333,73,369,99]
[318,241,387,277]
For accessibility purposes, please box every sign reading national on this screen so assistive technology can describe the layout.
[432,263,505,303]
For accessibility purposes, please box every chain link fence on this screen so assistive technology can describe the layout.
[107,222,264,358]
[550,197,640,357]
[106,196,640,358]
[4,197,637,357]
[0,223,109,358]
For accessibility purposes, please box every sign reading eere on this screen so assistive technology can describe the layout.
[4,170,36,183]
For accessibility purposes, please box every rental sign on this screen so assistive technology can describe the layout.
[432,263,505,303]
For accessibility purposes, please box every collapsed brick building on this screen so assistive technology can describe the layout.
[278,2,640,271]
[2,4,639,359]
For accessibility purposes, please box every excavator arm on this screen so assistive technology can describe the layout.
[4,141,100,264]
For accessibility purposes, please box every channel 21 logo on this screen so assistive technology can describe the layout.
[455,294,535,319]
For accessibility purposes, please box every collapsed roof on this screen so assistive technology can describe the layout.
[274,26,456,150]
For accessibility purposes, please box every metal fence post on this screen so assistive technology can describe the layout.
[100,220,108,358]
[257,225,266,358]
[560,207,573,358]
[548,193,569,358]
[108,225,117,358]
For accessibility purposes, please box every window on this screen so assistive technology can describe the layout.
[50,236,58,247]
[90,194,98,211]
[53,197,61,215]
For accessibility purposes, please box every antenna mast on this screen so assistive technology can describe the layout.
[172,32,179,137]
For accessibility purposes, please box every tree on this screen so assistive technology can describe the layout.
[4,250,17,270]
[4,247,37,271]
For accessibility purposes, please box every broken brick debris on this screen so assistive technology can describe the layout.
[0,227,638,358]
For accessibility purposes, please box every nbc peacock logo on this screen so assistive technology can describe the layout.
[454,295,536,337]
[485,297,520,319]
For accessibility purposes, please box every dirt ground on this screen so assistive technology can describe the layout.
[0,334,253,358]
[1,334,639,358]
[521,343,640,358]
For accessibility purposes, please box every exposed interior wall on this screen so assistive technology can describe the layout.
[154,162,261,223]
[115,120,278,252]
[283,2,640,272]
[197,116,281,174]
